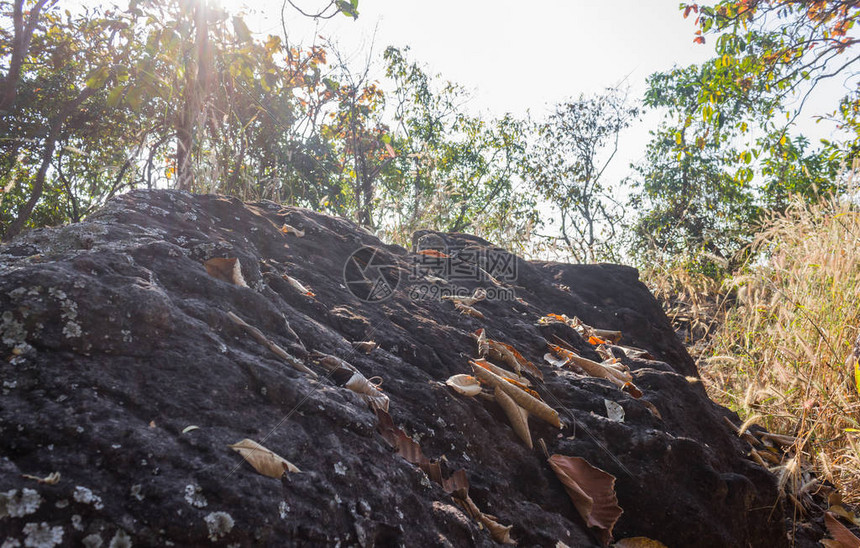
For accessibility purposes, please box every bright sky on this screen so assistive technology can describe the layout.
[216,0,851,189]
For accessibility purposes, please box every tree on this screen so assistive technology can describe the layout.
[525,88,638,263]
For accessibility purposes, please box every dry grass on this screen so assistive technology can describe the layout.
[700,186,860,503]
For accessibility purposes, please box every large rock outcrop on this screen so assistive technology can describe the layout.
[0,190,794,546]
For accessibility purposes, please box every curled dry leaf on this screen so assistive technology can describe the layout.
[639,400,662,420]
[472,328,490,356]
[604,400,625,422]
[471,358,531,386]
[182,425,200,434]
[538,314,622,344]
[621,382,643,399]
[548,454,623,547]
[280,224,305,237]
[544,352,569,368]
[282,273,315,297]
[456,493,516,544]
[470,360,560,428]
[454,301,485,319]
[344,372,390,413]
[417,249,450,258]
[613,538,669,548]
[824,511,860,548]
[424,275,449,285]
[495,385,532,448]
[480,332,542,380]
[229,438,300,478]
[829,504,860,527]
[204,257,248,287]
[226,311,317,376]
[548,344,630,387]
[442,288,487,307]
[446,374,483,397]
[352,340,377,354]
[21,472,60,485]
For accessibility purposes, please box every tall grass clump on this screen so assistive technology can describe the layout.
[701,189,860,502]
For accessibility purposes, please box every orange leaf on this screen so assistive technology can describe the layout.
[548,454,623,547]
[417,249,449,258]
[588,335,607,345]
[694,36,706,44]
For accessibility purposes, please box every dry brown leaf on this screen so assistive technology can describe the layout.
[548,454,622,547]
[446,374,483,397]
[280,224,305,237]
[824,512,860,548]
[457,493,516,544]
[471,358,531,386]
[639,400,662,420]
[830,505,860,527]
[204,257,248,287]
[470,360,560,428]
[621,382,643,399]
[537,314,622,344]
[613,537,669,548]
[495,385,532,448]
[548,344,630,387]
[229,439,300,478]
[472,328,490,357]
[282,273,314,297]
[20,472,60,485]
[485,335,543,380]
[344,372,390,412]
[442,288,487,306]
[454,301,485,318]
[352,341,377,354]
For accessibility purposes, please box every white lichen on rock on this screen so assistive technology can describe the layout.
[129,484,144,501]
[81,534,103,548]
[108,529,132,548]
[183,484,207,508]
[73,486,104,510]
[21,522,63,548]
[278,501,290,519]
[203,512,234,541]
[49,288,81,339]
[0,488,42,518]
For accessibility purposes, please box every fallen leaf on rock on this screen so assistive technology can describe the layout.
[482,333,543,380]
[442,288,487,307]
[495,385,532,448]
[472,328,490,356]
[824,511,860,548]
[352,341,377,354]
[604,400,625,422]
[424,275,449,284]
[613,537,669,547]
[829,505,860,527]
[470,360,560,428]
[457,492,516,544]
[280,224,305,237]
[471,358,531,386]
[417,249,449,258]
[547,344,630,388]
[229,439,300,478]
[204,257,248,287]
[446,374,483,397]
[282,273,314,297]
[621,382,643,399]
[544,352,569,368]
[640,400,662,420]
[227,311,317,376]
[548,454,622,547]
[454,301,485,319]
[344,372,390,412]
[21,472,60,485]
[538,314,622,344]
[182,425,200,434]
[316,353,389,412]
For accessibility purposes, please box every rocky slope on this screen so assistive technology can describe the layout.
[0,190,800,546]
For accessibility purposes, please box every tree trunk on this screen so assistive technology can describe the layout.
[4,87,96,240]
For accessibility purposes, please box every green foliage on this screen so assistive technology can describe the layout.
[630,1,855,262]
